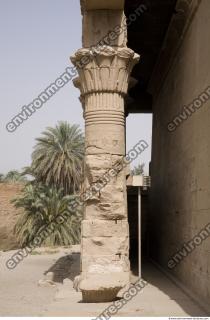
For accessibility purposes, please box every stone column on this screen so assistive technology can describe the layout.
[70,2,139,303]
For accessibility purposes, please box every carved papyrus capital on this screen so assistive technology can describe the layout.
[70,47,139,96]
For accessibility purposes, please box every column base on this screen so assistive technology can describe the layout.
[82,289,120,303]
[76,272,130,303]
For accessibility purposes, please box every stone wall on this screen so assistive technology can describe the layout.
[150,0,210,312]
[0,183,23,250]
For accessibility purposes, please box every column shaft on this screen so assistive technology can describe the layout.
[70,6,139,302]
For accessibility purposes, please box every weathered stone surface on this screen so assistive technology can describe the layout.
[85,154,113,182]
[81,254,130,273]
[85,154,112,170]
[84,164,127,220]
[82,236,129,256]
[79,272,130,302]
[100,184,124,203]
[86,124,125,155]
[45,272,54,281]
[84,201,127,220]
[82,10,126,47]
[85,154,125,184]
[82,220,129,237]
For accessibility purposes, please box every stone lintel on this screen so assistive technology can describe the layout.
[81,0,124,12]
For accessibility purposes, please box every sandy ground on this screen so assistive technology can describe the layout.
[0,246,207,317]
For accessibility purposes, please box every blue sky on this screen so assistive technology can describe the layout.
[0,0,152,174]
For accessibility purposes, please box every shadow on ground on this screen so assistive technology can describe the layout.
[44,253,80,283]
[44,252,207,316]
[141,260,208,317]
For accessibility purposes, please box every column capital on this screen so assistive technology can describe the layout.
[70,47,139,96]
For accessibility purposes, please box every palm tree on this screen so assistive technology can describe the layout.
[131,163,145,176]
[4,170,27,183]
[13,184,82,247]
[31,122,84,195]
[0,173,4,182]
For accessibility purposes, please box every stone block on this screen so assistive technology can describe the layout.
[81,254,130,273]
[82,236,129,256]
[82,219,129,237]
[84,200,127,220]
[82,10,126,47]
[100,184,124,203]
[79,272,130,302]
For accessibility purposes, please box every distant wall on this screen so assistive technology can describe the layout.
[150,0,210,312]
[0,183,23,250]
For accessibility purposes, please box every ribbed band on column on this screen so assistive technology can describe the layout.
[85,110,125,126]
[84,92,124,111]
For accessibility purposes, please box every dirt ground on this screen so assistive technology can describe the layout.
[0,246,207,317]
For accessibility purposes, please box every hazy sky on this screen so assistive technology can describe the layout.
[0,0,152,175]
